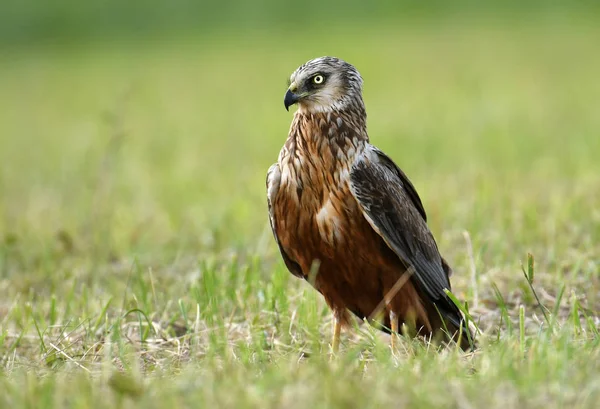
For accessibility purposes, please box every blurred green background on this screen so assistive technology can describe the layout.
[1,1,599,272]
[3,1,597,47]
[2,4,600,406]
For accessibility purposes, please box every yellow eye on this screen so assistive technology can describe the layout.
[313,75,324,84]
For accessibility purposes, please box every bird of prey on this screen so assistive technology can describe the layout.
[266,56,473,352]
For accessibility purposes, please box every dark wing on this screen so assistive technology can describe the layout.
[382,151,428,222]
[349,145,459,315]
[266,163,303,278]
[357,147,459,278]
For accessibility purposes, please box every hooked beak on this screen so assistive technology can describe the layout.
[284,89,300,111]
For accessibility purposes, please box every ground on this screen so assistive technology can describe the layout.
[1,16,600,408]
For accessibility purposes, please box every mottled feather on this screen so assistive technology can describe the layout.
[267,163,303,279]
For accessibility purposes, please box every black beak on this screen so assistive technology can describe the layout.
[284,89,299,111]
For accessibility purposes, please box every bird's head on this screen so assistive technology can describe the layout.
[284,56,364,113]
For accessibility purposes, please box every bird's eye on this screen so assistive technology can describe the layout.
[312,75,324,84]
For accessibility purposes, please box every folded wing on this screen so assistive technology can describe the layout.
[349,145,467,333]
[266,163,304,278]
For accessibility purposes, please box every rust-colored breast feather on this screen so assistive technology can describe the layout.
[267,112,432,332]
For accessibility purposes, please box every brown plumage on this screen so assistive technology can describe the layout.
[267,56,473,352]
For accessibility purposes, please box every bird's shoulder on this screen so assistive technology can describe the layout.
[266,162,281,202]
[352,144,427,221]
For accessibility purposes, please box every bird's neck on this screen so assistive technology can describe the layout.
[285,107,369,160]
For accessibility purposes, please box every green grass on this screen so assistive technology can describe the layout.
[1,16,600,408]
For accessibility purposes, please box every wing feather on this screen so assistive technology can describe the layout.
[349,145,460,317]
[266,163,304,278]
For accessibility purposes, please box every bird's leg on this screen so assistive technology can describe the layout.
[389,310,399,352]
[331,310,342,355]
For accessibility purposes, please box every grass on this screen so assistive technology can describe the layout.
[1,15,600,408]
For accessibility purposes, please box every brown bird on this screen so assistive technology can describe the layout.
[267,56,473,352]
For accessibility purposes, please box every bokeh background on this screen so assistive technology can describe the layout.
[2,2,599,256]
